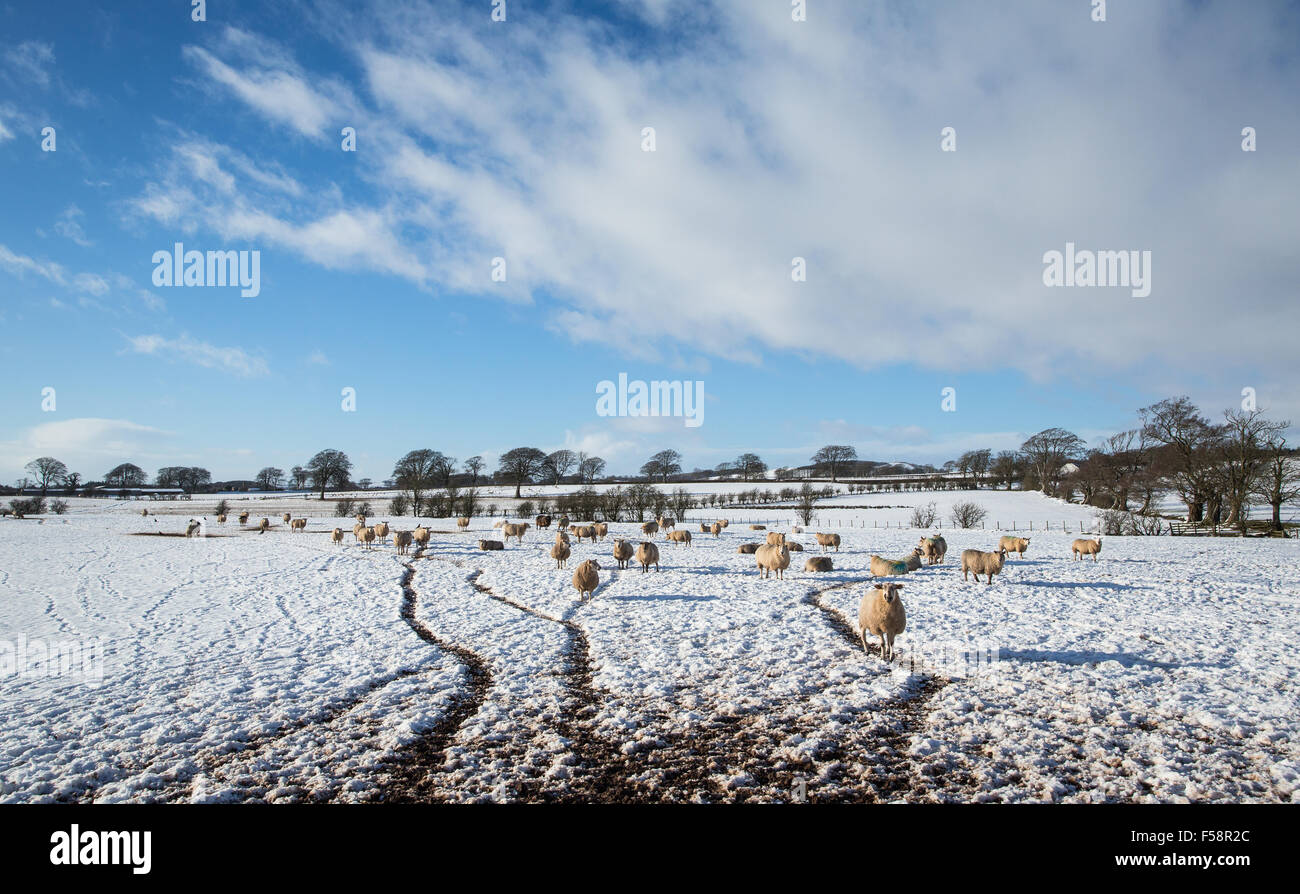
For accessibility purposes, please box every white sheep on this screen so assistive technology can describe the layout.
[755,542,791,579]
[919,534,947,565]
[1072,537,1103,561]
[551,534,572,569]
[635,541,660,573]
[804,556,833,572]
[412,525,431,549]
[239,511,249,525]
[457,517,471,530]
[815,532,841,553]
[961,547,1009,584]
[394,530,414,556]
[331,527,344,546]
[870,555,911,577]
[572,559,601,600]
[765,531,786,546]
[594,522,609,541]
[478,539,505,551]
[999,535,1031,559]
[666,529,693,547]
[290,518,308,533]
[502,522,529,545]
[859,582,906,660]
[612,539,634,569]
[373,521,390,544]
[641,521,659,539]
[258,517,270,534]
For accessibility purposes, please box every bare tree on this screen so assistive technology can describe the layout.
[991,451,1020,490]
[1139,397,1224,522]
[306,449,353,500]
[255,467,285,490]
[1020,428,1085,495]
[393,450,440,517]
[105,463,147,488]
[429,452,457,488]
[950,501,988,529]
[734,453,767,481]
[578,454,606,485]
[641,449,682,483]
[1214,408,1285,530]
[463,456,485,487]
[290,466,309,489]
[545,449,577,485]
[1252,434,1300,531]
[794,482,819,526]
[24,457,67,495]
[812,445,857,482]
[497,447,548,499]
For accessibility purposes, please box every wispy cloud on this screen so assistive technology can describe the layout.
[3,40,54,87]
[53,205,93,247]
[123,333,270,378]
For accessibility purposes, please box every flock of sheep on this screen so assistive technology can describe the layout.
[166,508,1103,662]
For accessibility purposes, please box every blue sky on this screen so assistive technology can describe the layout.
[1,0,1297,484]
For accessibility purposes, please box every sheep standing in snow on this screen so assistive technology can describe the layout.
[535,514,551,529]
[755,541,791,579]
[612,539,634,569]
[635,541,660,573]
[361,526,376,551]
[710,522,723,538]
[575,525,597,543]
[557,515,570,530]
[859,582,906,660]
[765,531,786,546]
[1072,537,1102,561]
[373,521,390,544]
[551,533,572,569]
[658,516,675,532]
[239,511,249,526]
[283,512,292,524]
[815,533,841,553]
[666,529,693,547]
[502,522,529,545]
[700,522,711,533]
[594,522,609,541]
[185,519,202,538]
[804,556,833,572]
[394,530,414,556]
[641,521,659,539]
[258,518,270,534]
[412,525,431,550]
[457,517,470,530]
[999,535,1031,559]
[291,518,308,533]
[572,559,601,600]
[960,547,1008,584]
[718,519,730,529]
[919,534,947,565]
[216,513,227,525]
[331,527,344,546]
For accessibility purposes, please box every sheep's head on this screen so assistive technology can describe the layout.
[880,583,904,603]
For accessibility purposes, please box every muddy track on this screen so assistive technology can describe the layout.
[370,549,494,802]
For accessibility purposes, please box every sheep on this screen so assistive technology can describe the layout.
[635,541,660,573]
[641,521,659,538]
[790,525,803,534]
[666,529,693,547]
[362,526,376,551]
[217,514,227,525]
[355,513,367,525]
[870,555,911,577]
[575,525,597,543]
[750,524,766,531]
[804,556,833,573]
[737,543,760,554]
[394,530,414,556]
[239,511,249,525]
[502,522,529,545]
[718,519,730,529]
[572,559,601,600]
[859,582,906,660]
[412,526,431,549]
[815,533,841,553]
[961,547,1009,584]
[657,517,675,532]
[185,519,202,538]
[373,521,390,544]
[457,517,470,530]
[479,539,505,551]
[556,530,571,545]
[140,508,149,517]
[551,536,572,569]
[919,534,948,565]
[903,547,924,572]
[536,514,552,529]
[258,518,270,534]
[999,535,1031,559]
[700,522,711,533]
[1072,537,1103,561]
[765,531,786,546]
[755,542,791,579]
[331,527,344,546]
[787,541,804,552]
[594,522,609,541]
[557,515,570,530]
[612,539,634,569]
[568,524,579,535]
[710,522,723,538]
[283,512,292,524]
[493,520,508,529]
[291,518,308,533]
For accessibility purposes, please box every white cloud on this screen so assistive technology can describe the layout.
[0,418,174,482]
[306,350,329,365]
[123,333,270,378]
[53,205,92,247]
[3,40,54,87]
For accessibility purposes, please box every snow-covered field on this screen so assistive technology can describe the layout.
[2,494,1297,803]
